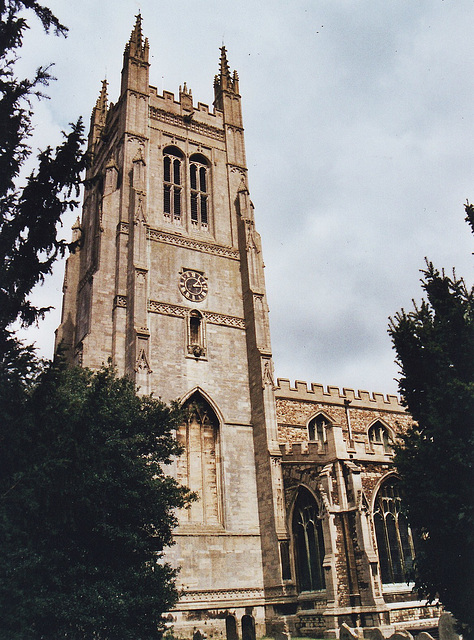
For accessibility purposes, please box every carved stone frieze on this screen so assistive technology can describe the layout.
[148,228,239,260]
[179,587,264,604]
[148,300,245,329]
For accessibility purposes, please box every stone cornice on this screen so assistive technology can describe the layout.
[148,300,245,329]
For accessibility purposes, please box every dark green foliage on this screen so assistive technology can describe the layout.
[0,363,194,639]
[389,203,474,638]
[0,0,86,353]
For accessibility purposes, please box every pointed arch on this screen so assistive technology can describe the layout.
[177,390,223,526]
[367,419,393,454]
[307,411,333,447]
[372,475,415,584]
[163,146,184,222]
[291,486,326,593]
[189,153,210,230]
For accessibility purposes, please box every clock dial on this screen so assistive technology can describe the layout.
[179,270,208,302]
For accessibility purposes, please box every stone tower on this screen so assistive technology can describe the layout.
[56,16,289,636]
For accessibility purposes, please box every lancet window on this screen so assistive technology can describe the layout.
[176,393,221,526]
[292,487,326,592]
[163,146,183,222]
[189,153,209,230]
[373,477,415,584]
[187,310,205,358]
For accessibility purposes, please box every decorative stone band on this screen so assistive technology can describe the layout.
[178,587,265,606]
[148,228,240,260]
[149,106,225,142]
[148,300,246,329]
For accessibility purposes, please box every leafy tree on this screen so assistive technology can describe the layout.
[389,203,474,638]
[0,363,194,639]
[0,0,86,358]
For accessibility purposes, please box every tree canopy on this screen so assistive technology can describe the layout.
[0,0,86,356]
[0,363,194,639]
[389,203,474,638]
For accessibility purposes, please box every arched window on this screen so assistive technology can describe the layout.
[177,393,221,525]
[187,310,205,358]
[308,414,328,447]
[373,477,415,584]
[368,421,393,454]
[189,153,210,230]
[292,487,326,592]
[163,146,184,222]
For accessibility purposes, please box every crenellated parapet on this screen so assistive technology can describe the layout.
[275,378,404,412]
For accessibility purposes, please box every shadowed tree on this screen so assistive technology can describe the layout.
[0,363,194,639]
[389,203,474,639]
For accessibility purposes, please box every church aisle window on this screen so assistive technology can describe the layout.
[374,477,415,584]
[292,487,326,592]
[163,146,184,222]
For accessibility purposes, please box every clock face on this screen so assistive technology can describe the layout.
[179,270,208,302]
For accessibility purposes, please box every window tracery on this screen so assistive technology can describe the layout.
[163,146,184,223]
[190,153,210,231]
[308,414,328,448]
[373,477,415,584]
[292,487,326,592]
[368,421,393,454]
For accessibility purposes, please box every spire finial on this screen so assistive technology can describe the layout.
[124,13,149,61]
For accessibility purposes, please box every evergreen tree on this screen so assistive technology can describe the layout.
[0,0,86,357]
[389,203,474,638]
[0,363,194,639]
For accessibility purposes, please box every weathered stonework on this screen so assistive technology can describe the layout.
[55,16,440,639]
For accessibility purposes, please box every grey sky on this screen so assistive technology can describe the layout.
[18,0,473,396]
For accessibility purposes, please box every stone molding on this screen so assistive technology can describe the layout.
[148,228,240,260]
[179,587,264,605]
[149,106,225,141]
[148,300,245,329]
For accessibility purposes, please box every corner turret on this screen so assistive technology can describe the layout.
[120,14,150,96]
[213,46,242,129]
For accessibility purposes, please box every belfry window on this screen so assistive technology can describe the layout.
[176,393,222,525]
[368,421,393,454]
[374,477,415,584]
[292,487,326,592]
[190,153,209,230]
[163,146,184,222]
[308,414,328,447]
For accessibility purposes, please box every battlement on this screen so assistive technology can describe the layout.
[275,378,404,411]
[279,441,327,459]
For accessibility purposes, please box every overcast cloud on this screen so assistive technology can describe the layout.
[17,0,474,396]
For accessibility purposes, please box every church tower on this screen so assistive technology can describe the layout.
[56,16,289,636]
